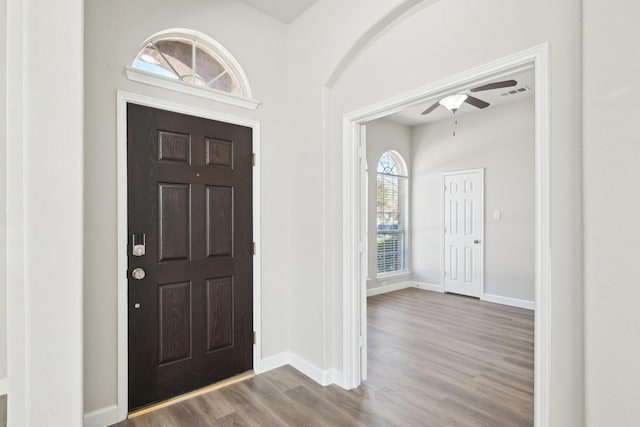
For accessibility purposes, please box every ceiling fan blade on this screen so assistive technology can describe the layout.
[470,79,517,92]
[421,101,441,115]
[464,95,490,109]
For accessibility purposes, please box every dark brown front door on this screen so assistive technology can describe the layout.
[127,103,253,410]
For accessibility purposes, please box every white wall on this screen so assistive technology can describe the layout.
[285,0,426,378]
[84,0,289,415]
[365,119,412,290]
[583,1,640,425]
[7,0,85,425]
[288,0,583,424]
[0,0,7,390]
[411,99,535,302]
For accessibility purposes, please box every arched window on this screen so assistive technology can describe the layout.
[126,29,259,110]
[377,151,409,274]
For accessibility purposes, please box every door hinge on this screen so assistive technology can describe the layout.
[443,270,446,277]
[253,331,256,344]
[251,153,256,166]
[252,242,256,255]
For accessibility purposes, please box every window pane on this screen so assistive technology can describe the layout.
[377,152,398,174]
[155,39,194,82]
[376,151,408,274]
[209,71,240,94]
[195,46,225,80]
[133,44,179,79]
[196,45,241,94]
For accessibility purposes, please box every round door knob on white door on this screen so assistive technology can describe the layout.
[132,268,146,280]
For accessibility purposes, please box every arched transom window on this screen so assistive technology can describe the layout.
[126,29,259,110]
[377,151,409,274]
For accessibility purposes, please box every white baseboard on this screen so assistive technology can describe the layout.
[367,281,411,296]
[326,368,343,387]
[367,281,447,296]
[258,351,342,387]
[411,282,444,293]
[0,378,7,396]
[367,280,533,311]
[84,404,119,427]
[256,351,290,373]
[288,352,334,386]
[481,293,535,310]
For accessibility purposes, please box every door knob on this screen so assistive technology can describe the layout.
[473,240,480,244]
[131,268,146,280]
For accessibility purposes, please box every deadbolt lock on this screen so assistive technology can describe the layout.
[132,233,146,257]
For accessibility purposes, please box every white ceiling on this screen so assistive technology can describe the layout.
[385,69,535,127]
[236,0,319,23]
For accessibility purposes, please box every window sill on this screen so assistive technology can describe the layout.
[125,67,262,110]
[376,270,411,280]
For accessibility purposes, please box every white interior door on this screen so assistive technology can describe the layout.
[443,169,484,297]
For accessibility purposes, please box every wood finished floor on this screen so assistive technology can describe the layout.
[111,288,534,426]
[0,395,5,427]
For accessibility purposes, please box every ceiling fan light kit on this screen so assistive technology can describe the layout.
[421,79,519,116]
[439,94,468,112]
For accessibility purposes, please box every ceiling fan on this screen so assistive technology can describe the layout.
[421,79,518,115]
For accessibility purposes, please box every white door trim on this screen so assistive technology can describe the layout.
[115,91,262,422]
[441,168,485,298]
[342,44,550,427]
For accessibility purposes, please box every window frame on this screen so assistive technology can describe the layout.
[375,150,409,277]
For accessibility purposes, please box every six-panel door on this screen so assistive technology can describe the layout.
[127,104,253,410]
[443,171,483,298]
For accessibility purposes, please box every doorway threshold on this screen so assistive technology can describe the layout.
[127,370,255,419]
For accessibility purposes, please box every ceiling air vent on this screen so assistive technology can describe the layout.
[500,86,530,96]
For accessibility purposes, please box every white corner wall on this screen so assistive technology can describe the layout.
[365,118,412,290]
[7,0,84,425]
[584,1,640,425]
[84,0,289,417]
[411,99,535,302]
[0,0,8,393]
[284,0,420,377]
